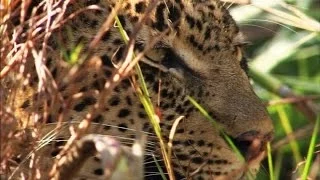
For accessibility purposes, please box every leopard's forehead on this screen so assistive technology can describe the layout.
[80,0,246,77]
[85,0,243,51]
[140,0,241,49]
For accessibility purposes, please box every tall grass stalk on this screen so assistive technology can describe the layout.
[187,96,244,161]
[274,150,284,180]
[152,155,168,180]
[267,142,275,180]
[115,15,174,179]
[276,105,303,172]
[300,116,320,180]
[187,96,260,179]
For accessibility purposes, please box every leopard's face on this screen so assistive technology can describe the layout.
[4,0,274,179]
[131,2,274,178]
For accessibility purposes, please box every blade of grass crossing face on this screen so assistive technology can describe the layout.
[134,57,173,179]
[187,96,244,162]
[152,155,168,180]
[135,64,151,101]
[115,15,129,44]
[224,135,245,162]
[187,96,261,178]
[301,116,320,180]
[114,15,161,136]
[115,15,174,180]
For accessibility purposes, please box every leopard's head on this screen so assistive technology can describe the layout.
[131,0,274,178]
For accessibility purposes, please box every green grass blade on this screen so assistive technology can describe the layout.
[276,105,303,172]
[300,115,320,180]
[115,15,174,179]
[115,15,129,44]
[267,142,275,180]
[152,155,168,180]
[274,150,284,180]
[187,96,244,161]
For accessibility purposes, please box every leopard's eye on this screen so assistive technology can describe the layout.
[144,48,167,63]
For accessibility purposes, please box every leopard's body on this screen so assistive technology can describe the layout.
[3,0,273,179]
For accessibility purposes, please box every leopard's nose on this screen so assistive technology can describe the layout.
[232,130,273,162]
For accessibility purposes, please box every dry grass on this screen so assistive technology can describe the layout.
[1,0,172,179]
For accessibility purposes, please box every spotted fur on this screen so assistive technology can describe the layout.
[4,0,273,179]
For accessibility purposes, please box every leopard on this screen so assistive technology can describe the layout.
[1,0,274,179]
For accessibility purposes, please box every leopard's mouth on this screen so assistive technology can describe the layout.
[223,131,273,179]
[232,130,273,163]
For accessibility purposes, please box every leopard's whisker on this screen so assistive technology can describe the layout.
[143,159,166,165]
[144,172,169,177]
[240,18,297,33]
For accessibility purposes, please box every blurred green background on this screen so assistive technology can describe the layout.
[230,0,319,179]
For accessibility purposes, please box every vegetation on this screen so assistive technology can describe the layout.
[229,0,320,179]
[1,0,319,179]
